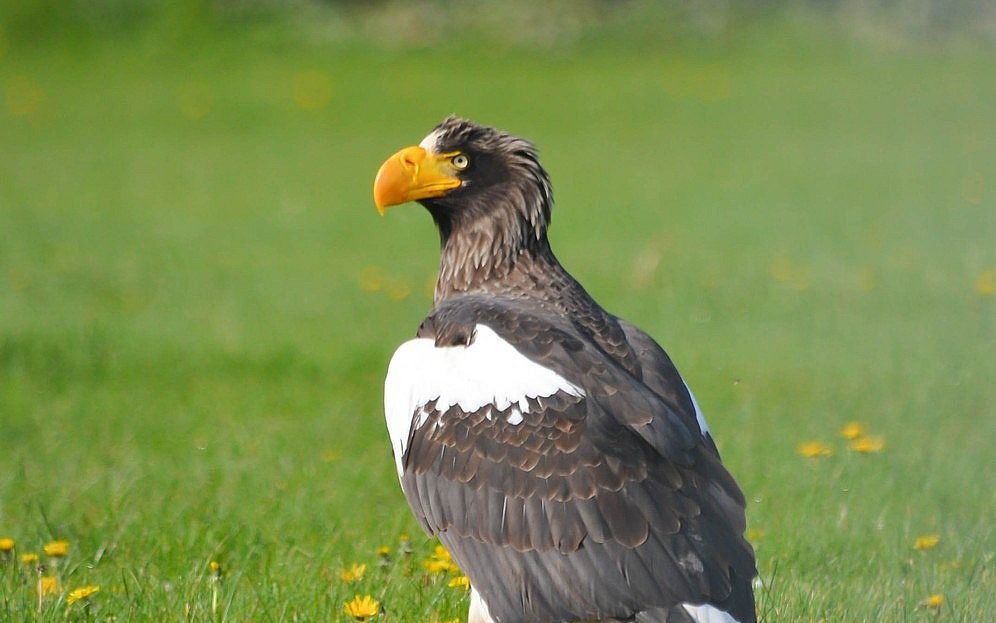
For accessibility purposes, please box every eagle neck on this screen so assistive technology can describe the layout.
[433,228,560,303]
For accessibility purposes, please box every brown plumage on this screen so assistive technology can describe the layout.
[377,117,756,623]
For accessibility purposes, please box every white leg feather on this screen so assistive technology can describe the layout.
[468,588,495,623]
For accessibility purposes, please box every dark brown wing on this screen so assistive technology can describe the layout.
[391,295,756,623]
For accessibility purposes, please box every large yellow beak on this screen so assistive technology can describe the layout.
[373,146,462,215]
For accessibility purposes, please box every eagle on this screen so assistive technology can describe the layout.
[373,117,756,623]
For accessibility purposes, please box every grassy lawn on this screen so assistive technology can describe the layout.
[1,18,993,622]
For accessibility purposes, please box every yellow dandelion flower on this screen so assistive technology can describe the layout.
[209,560,222,575]
[66,585,99,605]
[422,543,459,573]
[849,436,884,453]
[375,545,391,558]
[43,540,69,558]
[746,528,765,543]
[914,534,940,551]
[797,441,833,458]
[448,575,471,590]
[386,281,412,301]
[433,545,452,561]
[398,533,414,555]
[340,563,367,583]
[840,422,865,440]
[922,593,944,609]
[38,576,60,597]
[21,552,39,565]
[768,257,793,283]
[423,558,456,574]
[975,270,995,296]
[790,271,812,291]
[359,267,385,292]
[321,449,340,463]
[0,537,14,552]
[343,594,380,620]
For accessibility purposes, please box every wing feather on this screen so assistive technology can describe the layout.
[386,298,756,623]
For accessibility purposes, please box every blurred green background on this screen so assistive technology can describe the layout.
[1,1,993,621]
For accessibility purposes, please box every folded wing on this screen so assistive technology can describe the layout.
[385,299,755,623]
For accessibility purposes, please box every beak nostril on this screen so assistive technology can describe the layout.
[398,146,426,171]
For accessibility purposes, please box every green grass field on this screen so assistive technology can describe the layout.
[1,16,994,622]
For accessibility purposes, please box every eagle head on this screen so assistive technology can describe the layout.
[373,117,553,247]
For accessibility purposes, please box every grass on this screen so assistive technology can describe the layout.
[1,16,994,622]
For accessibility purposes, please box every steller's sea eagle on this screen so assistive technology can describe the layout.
[373,117,756,623]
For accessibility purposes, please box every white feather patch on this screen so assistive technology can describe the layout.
[682,380,710,436]
[681,603,742,623]
[419,129,443,153]
[384,324,584,475]
[468,588,495,623]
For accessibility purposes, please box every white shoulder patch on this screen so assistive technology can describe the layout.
[681,603,741,623]
[419,129,443,153]
[384,324,584,475]
[682,379,710,436]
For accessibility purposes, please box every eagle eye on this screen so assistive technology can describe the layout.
[452,154,469,170]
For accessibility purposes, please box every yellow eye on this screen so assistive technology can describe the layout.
[452,154,469,170]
